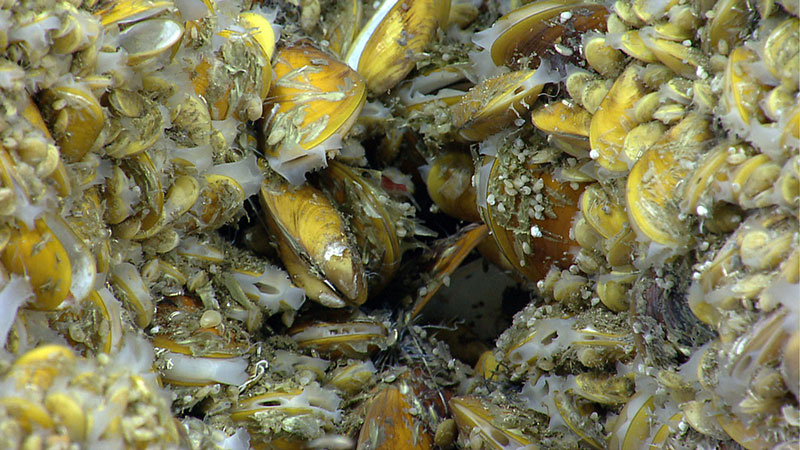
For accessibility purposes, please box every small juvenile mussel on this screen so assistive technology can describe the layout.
[1,0,798,448]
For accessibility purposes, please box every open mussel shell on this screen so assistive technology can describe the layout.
[151,295,249,386]
[109,262,154,328]
[288,318,388,360]
[259,180,367,307]
[472,0,608,71]
[118,18,183,66]
[630,264,715,366]
[397,63,472,110]
[451,67,553,141]
[231,383,342,426]
[263,41,366,185]
[345,0,449,94]
[449,396,533,449]
[316,161,411,294]
[408,223,488,320]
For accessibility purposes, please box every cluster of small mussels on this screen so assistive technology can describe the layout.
[0,0,797,449]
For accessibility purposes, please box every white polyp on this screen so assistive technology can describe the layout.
[231,267,305,315]
[207,154,263,198]
[177,236,225,262]
[267,135,339,186]
[162,351,249,386]
[175,0,210,21]
[8,15,61,55]
[220,428,251,450]
[0,275,34,349]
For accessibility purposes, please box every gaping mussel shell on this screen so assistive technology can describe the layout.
[472,0,609,72]
[315,161,416,294]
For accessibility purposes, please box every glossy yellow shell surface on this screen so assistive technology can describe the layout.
[260,181,367,306]
[451,69,545,141]
[346,0,448,94]
[265,41,367,185]
[590,64,646,172]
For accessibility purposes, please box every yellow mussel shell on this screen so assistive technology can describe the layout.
[86,288,124,354]
[357,384,433,450]
[481,160,585,283]
[639,30,708,79]
[723,46,768,128]
[626,113,712,248]
[608,393,656,450]
[345,0,449,94]
[2,215,95,310]
[289,319,388,359]
[705,0,753,55]
[590,64,647,172]
[239,11,277,62]
[614,30,659,63]
[191,19,273,122]
[260,181,367,306]
[580,183,628,240]
[531,101,592,156]
[120,152,165,240]
[449,396,533,450]
[0,397,55,432]
[39,83,104,162]
[195,174,244,231]
[44,392,86,441]
[318,161,406,294]
[762,17,799,88]
[632,0,678,23]
[265,41,366,185]
[474,0,608,70]
[9,344,76,390]
[426,151,480,222]
[94,0,174,27]
[239,11,278,99]
[452,68,547,141]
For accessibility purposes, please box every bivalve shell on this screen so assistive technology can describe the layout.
[345,0,449,94]
[264,41,366,185]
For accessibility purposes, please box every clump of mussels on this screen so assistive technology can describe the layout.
[0,0,797,448]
